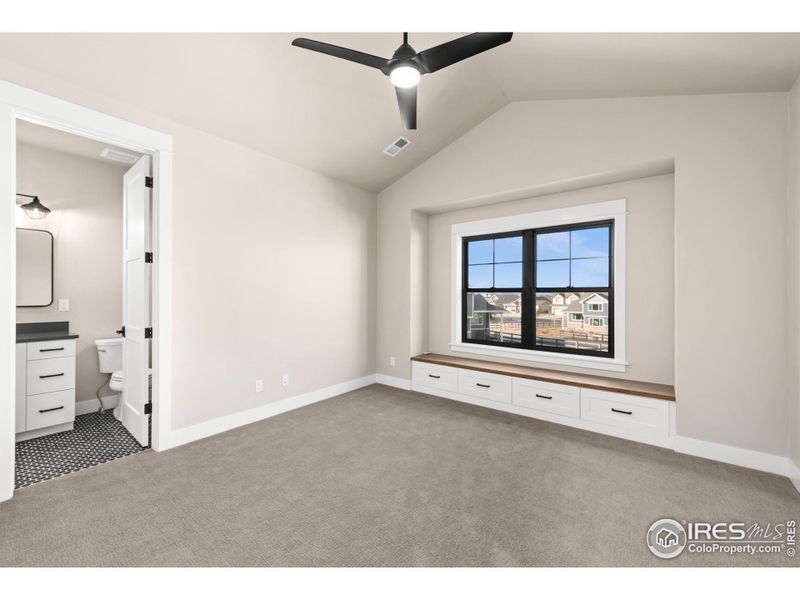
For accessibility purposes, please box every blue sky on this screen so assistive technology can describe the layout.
[468,226,609,288]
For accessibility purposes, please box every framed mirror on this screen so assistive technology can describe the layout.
[16,227,53,307]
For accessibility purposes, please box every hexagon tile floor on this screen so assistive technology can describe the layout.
[15,411,148,488]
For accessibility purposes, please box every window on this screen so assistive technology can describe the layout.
[464,233,523,345]
[462,220,613,358]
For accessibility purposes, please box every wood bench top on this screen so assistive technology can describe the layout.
[411,353,676,401]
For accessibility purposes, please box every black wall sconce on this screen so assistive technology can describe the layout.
[16,193,51,220]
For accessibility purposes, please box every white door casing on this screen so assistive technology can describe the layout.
[0,79,173,503]
[122,155,151,446]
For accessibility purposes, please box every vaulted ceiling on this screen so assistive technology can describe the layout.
[1,33,799,192]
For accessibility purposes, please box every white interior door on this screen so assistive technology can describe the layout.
[122,155,151,446]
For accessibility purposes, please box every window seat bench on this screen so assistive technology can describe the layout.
[410,353,676,448]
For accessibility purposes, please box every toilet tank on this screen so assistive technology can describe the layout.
[95,337,123,374]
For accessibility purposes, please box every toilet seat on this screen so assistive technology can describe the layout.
[109,369,152,392]
[111,368,152,382]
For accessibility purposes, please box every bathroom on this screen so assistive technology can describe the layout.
[14,120,153,488]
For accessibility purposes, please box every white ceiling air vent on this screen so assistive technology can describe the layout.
[100,147,139,165]
[383,136,411,157]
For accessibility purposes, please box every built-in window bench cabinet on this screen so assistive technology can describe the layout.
[411,353,676,448]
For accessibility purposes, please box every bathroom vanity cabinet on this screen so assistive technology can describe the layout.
[15,323,78,441]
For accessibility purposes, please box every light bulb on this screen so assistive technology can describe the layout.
[390,65,420,88]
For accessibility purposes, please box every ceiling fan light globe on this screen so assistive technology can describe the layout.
[390,65,420,88]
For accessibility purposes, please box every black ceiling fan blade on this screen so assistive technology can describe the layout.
[292,38,389,70]
[395,86,417,130]
[416,33,513,73]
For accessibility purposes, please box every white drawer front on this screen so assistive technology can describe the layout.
[26,357,75,395]
[580,388,669,441]
[26,389,75,431]
[27,339,76,361]
[513,378,580,418]
[458,369,512,404]
[412,362,458,392]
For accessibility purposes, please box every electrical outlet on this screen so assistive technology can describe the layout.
[255,379,263,393]
[389,356,396,367]
[281,374,289,387]
[58,298,70,312]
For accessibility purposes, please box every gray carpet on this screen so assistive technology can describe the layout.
[0,384,797,567]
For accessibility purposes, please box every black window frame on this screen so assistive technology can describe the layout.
[462,219,614,359]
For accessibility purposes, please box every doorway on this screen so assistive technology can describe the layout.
[14,122,151,487]
[0,80,174,501]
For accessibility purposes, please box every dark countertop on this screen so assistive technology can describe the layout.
[16,321,79,344]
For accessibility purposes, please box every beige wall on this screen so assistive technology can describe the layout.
[16,142,125,405]
[789,76,800,472]
[425,174,675,385]
[378,93,788,457]
[0,59,377,431]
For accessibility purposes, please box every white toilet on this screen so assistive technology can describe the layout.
[94,337,152,419]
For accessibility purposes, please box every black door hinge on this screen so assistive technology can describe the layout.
[145,176,153,189]
[145,327,153,339]
[144,402,152,415]
[145,252,153,263]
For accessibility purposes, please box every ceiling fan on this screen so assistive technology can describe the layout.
[292,32,513,130]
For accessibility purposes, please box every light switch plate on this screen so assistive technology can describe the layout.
[58,298,70,312]
[255,379,263,393]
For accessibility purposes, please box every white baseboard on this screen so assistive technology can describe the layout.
[75,394,120,416]
[164,374,377,450]
[672,435,790,477]
[375,374,411,390]
[788,459,800,495]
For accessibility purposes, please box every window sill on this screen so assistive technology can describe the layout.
[448,342,628,373]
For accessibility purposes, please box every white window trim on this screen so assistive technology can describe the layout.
[450,199,627,373]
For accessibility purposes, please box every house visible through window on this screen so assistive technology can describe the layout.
[463,220,613,358]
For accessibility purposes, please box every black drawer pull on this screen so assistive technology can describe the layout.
[428,374,441,379]
[39,347,64,352]
[611,408,632,415]
[39,373,64,379]
[535,394,552,400]
[39,406,64,413]
[476,383,491,388]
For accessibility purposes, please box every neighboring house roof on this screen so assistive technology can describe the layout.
[470,294,509,313]
[580,292,609,304]
[542,291,607,312]
[566,300,583,313]
[493,293,520,305]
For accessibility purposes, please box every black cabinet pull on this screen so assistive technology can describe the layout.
[535,394,552,400]
[39,406,64,413]
[39,373,64,379]
[428,374,441,379]
[476,383,491,388]
[611,408,632,415]
[39,347,64,352]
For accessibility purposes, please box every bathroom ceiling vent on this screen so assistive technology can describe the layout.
[100,148,139,165]
[383,136,411,157]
